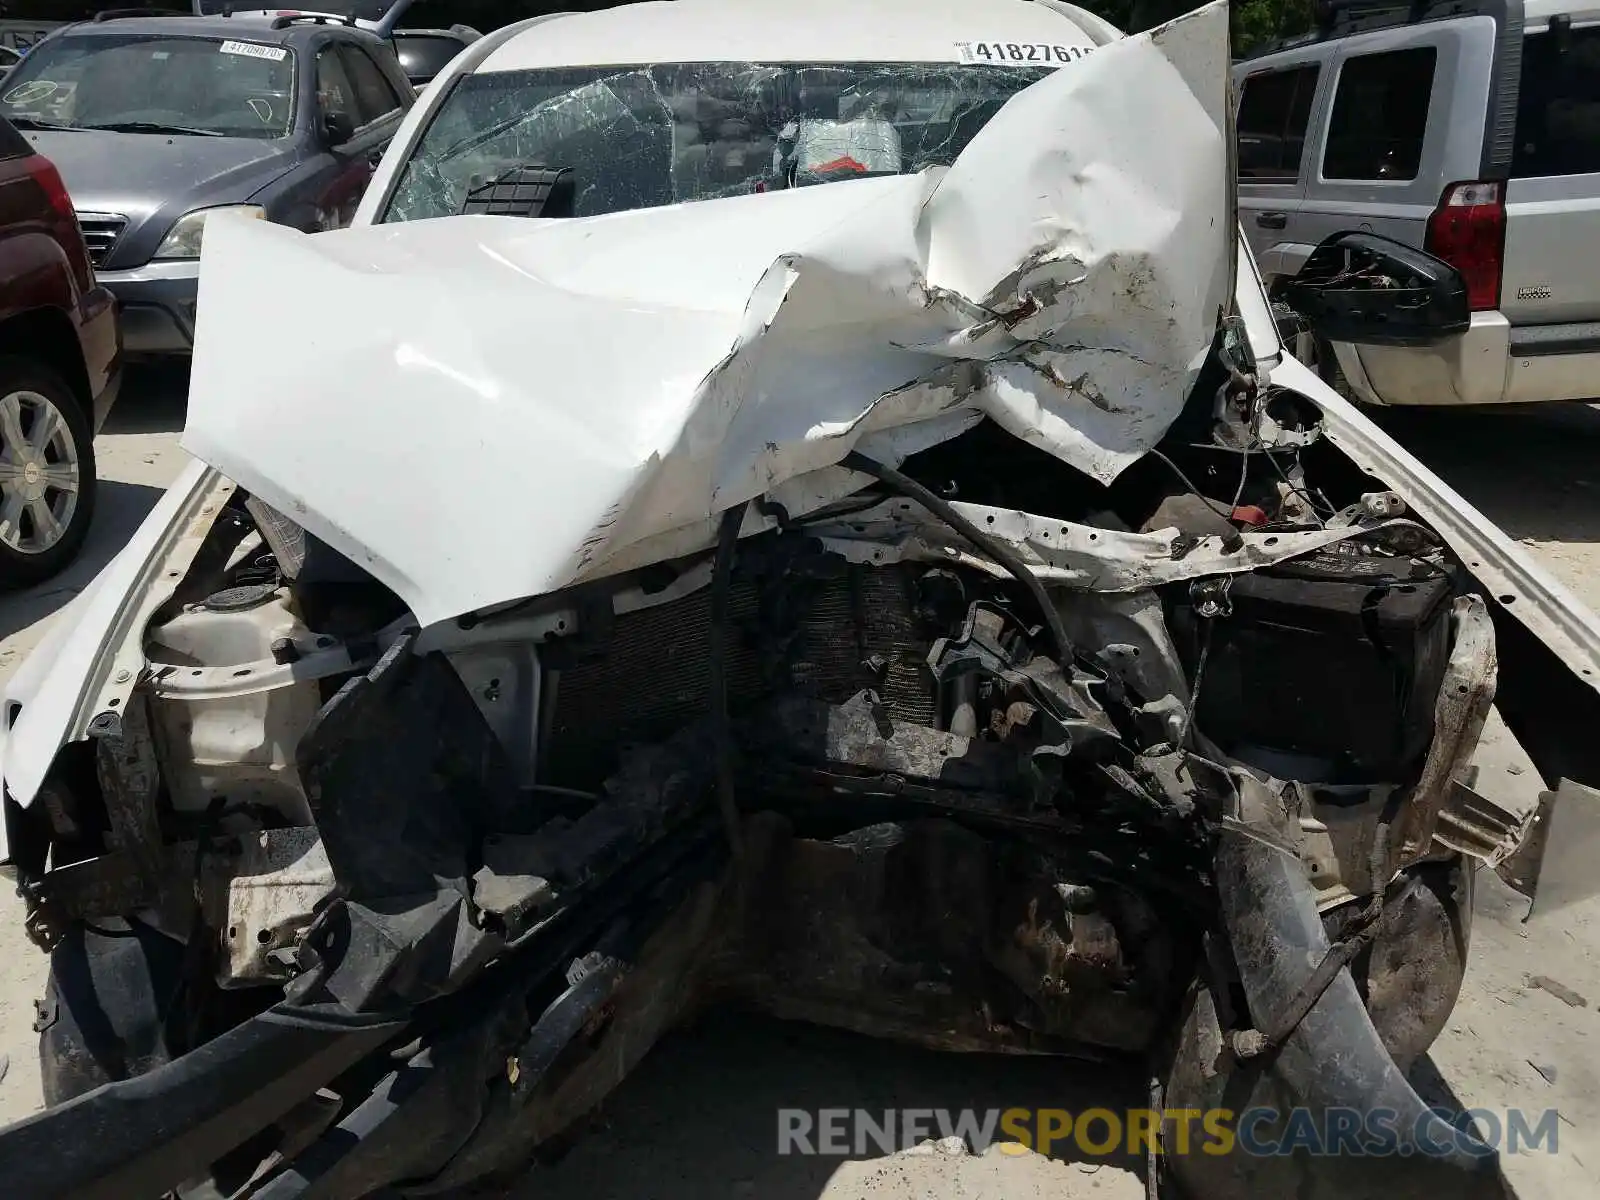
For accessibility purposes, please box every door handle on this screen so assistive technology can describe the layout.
[1255,212,1288,230]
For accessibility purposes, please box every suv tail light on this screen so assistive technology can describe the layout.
[23,153,74,225]
[24,153,91,280]
[1424,181,1506,312]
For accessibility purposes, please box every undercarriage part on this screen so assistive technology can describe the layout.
[1293,783,1394,910]
[1169,544,1455,783]
[36,920,187,1106]
[292,636,526,1012]
[3,1005,407,1200]
[1395,596,1498,864]
[1164,815,1501,1200]
[251,839,727,1199]
[394,881,723,1196]
[712,812,1180,1056]
[744,692,1214,904]
[218,828,337,988]
[251,927,640,1200]
[1433,776,1544,877]
[1331,860,1471,1074]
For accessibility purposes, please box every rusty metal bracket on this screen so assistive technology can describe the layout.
[1397,596,1497,865]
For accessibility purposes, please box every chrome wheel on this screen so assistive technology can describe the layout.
[0,389,80,555]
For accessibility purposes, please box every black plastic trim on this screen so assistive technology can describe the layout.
[0,1007,406,1200]
[1479,0,1524,179]
[1507,320,1600,357]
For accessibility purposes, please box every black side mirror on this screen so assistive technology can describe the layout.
[322,109,356,148]
[1285,231,1469,347]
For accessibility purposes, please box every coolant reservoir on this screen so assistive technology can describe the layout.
[145,584,322,824]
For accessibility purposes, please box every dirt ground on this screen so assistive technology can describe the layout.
[0,376,1595,1198]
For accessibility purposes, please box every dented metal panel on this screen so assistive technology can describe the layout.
[183,4,1233,628]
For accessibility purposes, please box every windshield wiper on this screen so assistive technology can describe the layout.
[6,116,76,131]
[78,121,224,137]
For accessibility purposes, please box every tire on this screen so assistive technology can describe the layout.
[0,354,96,588]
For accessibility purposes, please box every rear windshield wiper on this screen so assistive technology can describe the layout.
[78,121,224,137]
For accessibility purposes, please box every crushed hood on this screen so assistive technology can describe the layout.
[184,3,1234,628]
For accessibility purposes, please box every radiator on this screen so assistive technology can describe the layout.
[542,564,938,788]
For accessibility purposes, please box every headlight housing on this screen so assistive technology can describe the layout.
[153,205,266,260]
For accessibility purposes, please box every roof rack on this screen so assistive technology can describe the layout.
[1241,0,1513,59]
[269,11,357,27]
[92,7,192,20]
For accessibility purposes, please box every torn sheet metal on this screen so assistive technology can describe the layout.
[184,4,1231,629]
[803,496,1406,591]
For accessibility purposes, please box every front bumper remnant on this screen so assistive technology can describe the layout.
[0,1009,405,1200]
[98,261,200,357]
[1165,819,1505,1200]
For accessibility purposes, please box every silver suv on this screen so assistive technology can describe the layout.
[1236,0,1600,406]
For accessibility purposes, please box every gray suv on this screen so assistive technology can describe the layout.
[0,12,413,358]
[1237,0,1600,407]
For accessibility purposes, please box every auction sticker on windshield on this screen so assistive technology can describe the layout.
[220,40,288,61]
[955,41,1092,65]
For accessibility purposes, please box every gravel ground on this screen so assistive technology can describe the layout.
[0,372,1594,1198]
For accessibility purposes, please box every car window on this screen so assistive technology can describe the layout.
[382,60,1053,224]
[1513,25,1600,177]
[1236,64,1319,183]
[1321,46,1436,181]
[393,32,467,87]
[316,45,357,126]
[0,33,295,138]
[338,44,401,125]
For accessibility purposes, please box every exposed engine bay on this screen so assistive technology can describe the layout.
[5,5,1594,1197]
[4,353,1527,1200]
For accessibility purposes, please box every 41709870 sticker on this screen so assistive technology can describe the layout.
[955,42,1093,66]
[220,40,288,62]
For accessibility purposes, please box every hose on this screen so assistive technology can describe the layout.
[709,501,747,861]
[840,451,1074,666]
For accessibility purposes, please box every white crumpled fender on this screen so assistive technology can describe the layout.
[0,461,231,847]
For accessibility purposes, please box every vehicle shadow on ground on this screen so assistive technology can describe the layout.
[102,362,190,436]
[511,1011,1148,1200]
[0,478,162,646]
[1370,401,1600,546]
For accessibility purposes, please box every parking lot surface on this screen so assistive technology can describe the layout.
[0,372,1594,1198]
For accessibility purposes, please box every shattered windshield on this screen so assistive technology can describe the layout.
[382,61,1052,223]
[0,33,296,139]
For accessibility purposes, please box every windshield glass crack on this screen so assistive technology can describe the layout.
[385,60,1053,222]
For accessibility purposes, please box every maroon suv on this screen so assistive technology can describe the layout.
[0,113,121,587]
